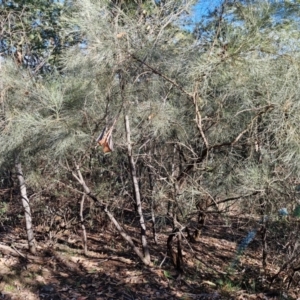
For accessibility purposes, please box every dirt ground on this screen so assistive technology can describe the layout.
[0,214,299,300]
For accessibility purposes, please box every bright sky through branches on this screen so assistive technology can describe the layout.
[193,0,221,21]
[183,0,221,31]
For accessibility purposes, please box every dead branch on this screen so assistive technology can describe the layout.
[70,161,152,266]
[0,244,43,263]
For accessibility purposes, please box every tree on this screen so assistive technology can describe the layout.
[0,0,79,72]
[15,156,36,254]
[2,0,300,271]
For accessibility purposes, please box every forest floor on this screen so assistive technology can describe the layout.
[0,214,299,300]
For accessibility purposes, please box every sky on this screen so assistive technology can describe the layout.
[192,0,222,22]
[182,0,221,31]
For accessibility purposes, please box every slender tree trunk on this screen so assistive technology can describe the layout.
[125,115,151,264]
[167,228,184,273]
[148,167,158,244]
[80,194,88,256]
[71,162,151,266]
[15,157,36,254]
[261,218,268,273]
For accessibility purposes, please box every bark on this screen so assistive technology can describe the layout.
[71,163,151,266]
[148,166,158,244]
[167,228,184,273]
[80,194,88,256]
[125,115,151,264]
[15,158,36,254]
[261,220,268,272]
[168,144,177,214]
[150,186,158,245]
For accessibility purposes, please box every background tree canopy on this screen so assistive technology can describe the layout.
[0,0,78,72]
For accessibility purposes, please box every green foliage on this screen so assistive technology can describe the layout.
[293,205,300,218]
[0,202,9,222]
[2,0,300,266]
[163,270,174,279]
[217,277,240,292]
[0,0,79,71]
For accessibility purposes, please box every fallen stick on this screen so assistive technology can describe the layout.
[0,243,43,262]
